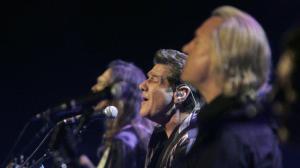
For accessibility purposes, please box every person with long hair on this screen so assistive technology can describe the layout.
[81,60,153,168]
[181,6,282,167]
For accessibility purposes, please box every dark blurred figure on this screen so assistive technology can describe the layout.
[80,60,153,168]
[181,6,282,168]
[273,27,300,168]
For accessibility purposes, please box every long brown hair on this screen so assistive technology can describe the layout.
[102,60,149,145]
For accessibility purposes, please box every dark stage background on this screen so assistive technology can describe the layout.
[1,0,300,165]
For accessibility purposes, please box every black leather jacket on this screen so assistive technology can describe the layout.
[145,112,198,168]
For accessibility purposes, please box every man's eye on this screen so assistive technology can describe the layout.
[148,76,160,83]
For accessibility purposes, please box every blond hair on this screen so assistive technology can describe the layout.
[211,6,271,98]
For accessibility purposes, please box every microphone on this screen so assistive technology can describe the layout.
[34,85,115,120]
[47,106,118,161]
[60,106,118,125]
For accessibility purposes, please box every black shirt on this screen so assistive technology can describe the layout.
[145,112,198,168]
[186,95,282,168]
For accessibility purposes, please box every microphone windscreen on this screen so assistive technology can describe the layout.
[103,106,118,118]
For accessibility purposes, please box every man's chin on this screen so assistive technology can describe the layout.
[139,109,149,118]
[181,73,190,82]
[141,112,157,123]
[181,75,197,86]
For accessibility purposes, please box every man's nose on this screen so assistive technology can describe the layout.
[91,84,100,92]
[182,41,191,54]
[139,80,147,91]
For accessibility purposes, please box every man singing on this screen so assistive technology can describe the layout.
[139,49,203,168]
[181,6,282,167]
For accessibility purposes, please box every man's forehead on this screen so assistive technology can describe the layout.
[148,64,171,76]
[196,16,223,36]
[97,69,112,81]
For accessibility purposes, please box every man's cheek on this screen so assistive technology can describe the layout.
[156,88,172,102]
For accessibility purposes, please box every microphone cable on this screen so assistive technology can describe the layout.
[20,126,55,167]
[1,120,32,167]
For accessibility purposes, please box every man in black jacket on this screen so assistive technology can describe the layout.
[181,6,282,168]
[139,49,203,168]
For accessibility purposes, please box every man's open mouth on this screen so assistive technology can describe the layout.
[142,97,149,101]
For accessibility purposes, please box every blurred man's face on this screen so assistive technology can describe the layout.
[277,51,294,86]
[182,17,223,89]
[91,68,112,110]
[139,64,174,124]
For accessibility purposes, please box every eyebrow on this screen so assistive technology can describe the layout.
[147,72,161,78]
[147,71,155,77]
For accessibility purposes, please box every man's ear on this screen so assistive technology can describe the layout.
[174,85,191,104]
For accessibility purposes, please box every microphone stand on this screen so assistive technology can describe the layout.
[73,107,96,135]
[19,121,54,156]
[7,88,113,167]
[29,151,51,168]
[2,117,54,167]
[2,121,32,167]
[19,126,55,167]
[47,120,82,168]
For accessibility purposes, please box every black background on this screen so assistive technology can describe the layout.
[1,0,300,165]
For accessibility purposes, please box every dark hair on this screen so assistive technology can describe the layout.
[153,49,187,88]
[153,49,202,113]
[103,60,147,141]
[108,59,146,86]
